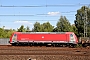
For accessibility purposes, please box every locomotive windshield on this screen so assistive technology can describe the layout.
[70,34,73,37]
[14,34,17,36]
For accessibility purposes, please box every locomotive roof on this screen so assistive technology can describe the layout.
[13,32,74,34]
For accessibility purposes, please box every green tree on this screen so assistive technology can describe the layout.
[32,22,41,32]
[71,24,78,36]
[26,26,30,32]
[41,22,54,32]
[74,6,90,37]
[17,25,26,32]
[0,28,5,38]
[6,29,15,38]
[54,16,73,32]
[33,22,54,32]
[53,27,58,32]
[0,27,16,38]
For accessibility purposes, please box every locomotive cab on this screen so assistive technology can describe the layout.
[69,33,78,44]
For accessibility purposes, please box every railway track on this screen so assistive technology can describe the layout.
[0,52,89,56]
[0,45,89,56]
[0,45,90,60]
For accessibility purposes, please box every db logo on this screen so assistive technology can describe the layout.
[42,36,44,38]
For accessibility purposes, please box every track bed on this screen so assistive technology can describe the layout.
[0,46,90,60]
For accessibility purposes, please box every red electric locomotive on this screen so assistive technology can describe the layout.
[9,32,78,47]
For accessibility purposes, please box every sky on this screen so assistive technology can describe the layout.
[0,0,90,30]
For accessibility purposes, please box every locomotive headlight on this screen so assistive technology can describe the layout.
[70,37,75,42]
[71,38,74,40]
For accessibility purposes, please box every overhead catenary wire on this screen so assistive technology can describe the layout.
[0,14,75,16]
[0,15,34,16]
[0,3,89,23]
[1,19,58,23]
[0,0,89,29]
[0,5,43,7]
[0,10,76,16]
[0,4,89,7]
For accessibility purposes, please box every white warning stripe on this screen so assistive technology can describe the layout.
[17,40,68,43]
[34,41,52,42]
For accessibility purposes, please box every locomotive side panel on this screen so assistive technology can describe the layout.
[17,34,69,43]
